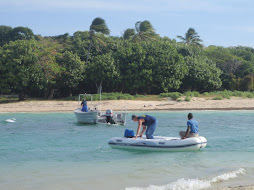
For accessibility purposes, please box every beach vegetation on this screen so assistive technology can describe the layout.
[246,92,254,98]
[201,90,254,99]
[183,91,200,97]
[63,92,134,101]
[1,19,254,100]
[159,92,182,100]
[212,96,223,100]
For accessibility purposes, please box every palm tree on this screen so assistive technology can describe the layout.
[123,20,157,43]
[123,28,135,40]
[86,17,110,64]
[177,28,203,48]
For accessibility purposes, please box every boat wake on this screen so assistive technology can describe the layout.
[126,168,245,190]
[5,118,16,123]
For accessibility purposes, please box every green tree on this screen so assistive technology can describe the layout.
[123,20,157,43]
[114,41,148,93]
[86,52,120,93]
[144,40,188,93]
[0,25,12,46]
[123,29,135,40]
[228,46,254,90]
[11,26,34,41]
[86,17,110,64]
[35,38,64,99]
[72,31,90,61]
[177,28,203,48]
[0,40,39,100]
[56,51,85,97]
[114,40,187,93]
[204,46,245,90]
[51,33,73,51]
[180,55,222,92]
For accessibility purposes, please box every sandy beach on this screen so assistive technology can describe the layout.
[0,97,254,112]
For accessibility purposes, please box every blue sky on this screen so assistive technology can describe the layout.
[1,0,254,47]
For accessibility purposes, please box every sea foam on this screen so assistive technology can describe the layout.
[5,118,16,123]
[126,168,245,190]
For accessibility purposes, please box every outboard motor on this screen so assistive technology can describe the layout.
[106,109,115,124]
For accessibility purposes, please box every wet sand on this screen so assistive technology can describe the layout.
[212,186,254,190]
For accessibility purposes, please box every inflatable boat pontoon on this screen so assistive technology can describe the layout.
[108,136,207,151]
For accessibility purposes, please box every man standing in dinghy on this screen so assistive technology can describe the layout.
[179,113,199,139]
[131,115,157,139]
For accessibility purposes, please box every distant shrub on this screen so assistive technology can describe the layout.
[63,93,135,101]
[245,93,254,98]
[159,92,182,100]
[212,96,223,100]
[184,91,200,97]
[159,93,170,98]
[135,95,146,98]
[193,91,200,97]
[176,98,182,102]
[183,91,192,97]
[106,96,118,100]
[232,91,244,97]
[222,94,231,99]
[96,93,135,100]
[63,96,78,101]
[202,90,233,99]
[198,90,254,99]
[219,90,233,99]
[185,96,191,101]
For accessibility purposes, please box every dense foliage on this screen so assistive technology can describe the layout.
[0,18,254,100]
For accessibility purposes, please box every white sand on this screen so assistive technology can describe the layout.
[0,97,254,112]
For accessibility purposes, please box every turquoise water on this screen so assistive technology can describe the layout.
[0,111,254,190]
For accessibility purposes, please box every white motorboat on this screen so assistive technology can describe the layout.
[74,94,99,124]
[108,136,207,151]
[74,108,98,124]
[74,94,127,125]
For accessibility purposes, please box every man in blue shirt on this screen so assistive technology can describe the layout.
[179,113,199,139]
[81,99,88,112]
[132,114,157,139]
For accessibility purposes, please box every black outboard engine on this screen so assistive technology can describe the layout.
[106,109,115,124]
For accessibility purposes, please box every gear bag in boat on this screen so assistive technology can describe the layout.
[124,129,134,138]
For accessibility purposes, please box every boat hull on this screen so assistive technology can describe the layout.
[74,109,98,124]
[108,136,207,152]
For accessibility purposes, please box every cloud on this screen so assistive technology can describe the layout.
[0,0,246,13]
[0,0,145,12]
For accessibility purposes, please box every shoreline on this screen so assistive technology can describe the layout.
[1,107,254,113]
[0,97,254,112]
[211,185,254,190]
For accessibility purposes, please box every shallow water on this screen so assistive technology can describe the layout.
[0,111,254,190]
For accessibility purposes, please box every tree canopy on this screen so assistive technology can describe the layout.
[0,19,254,100]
